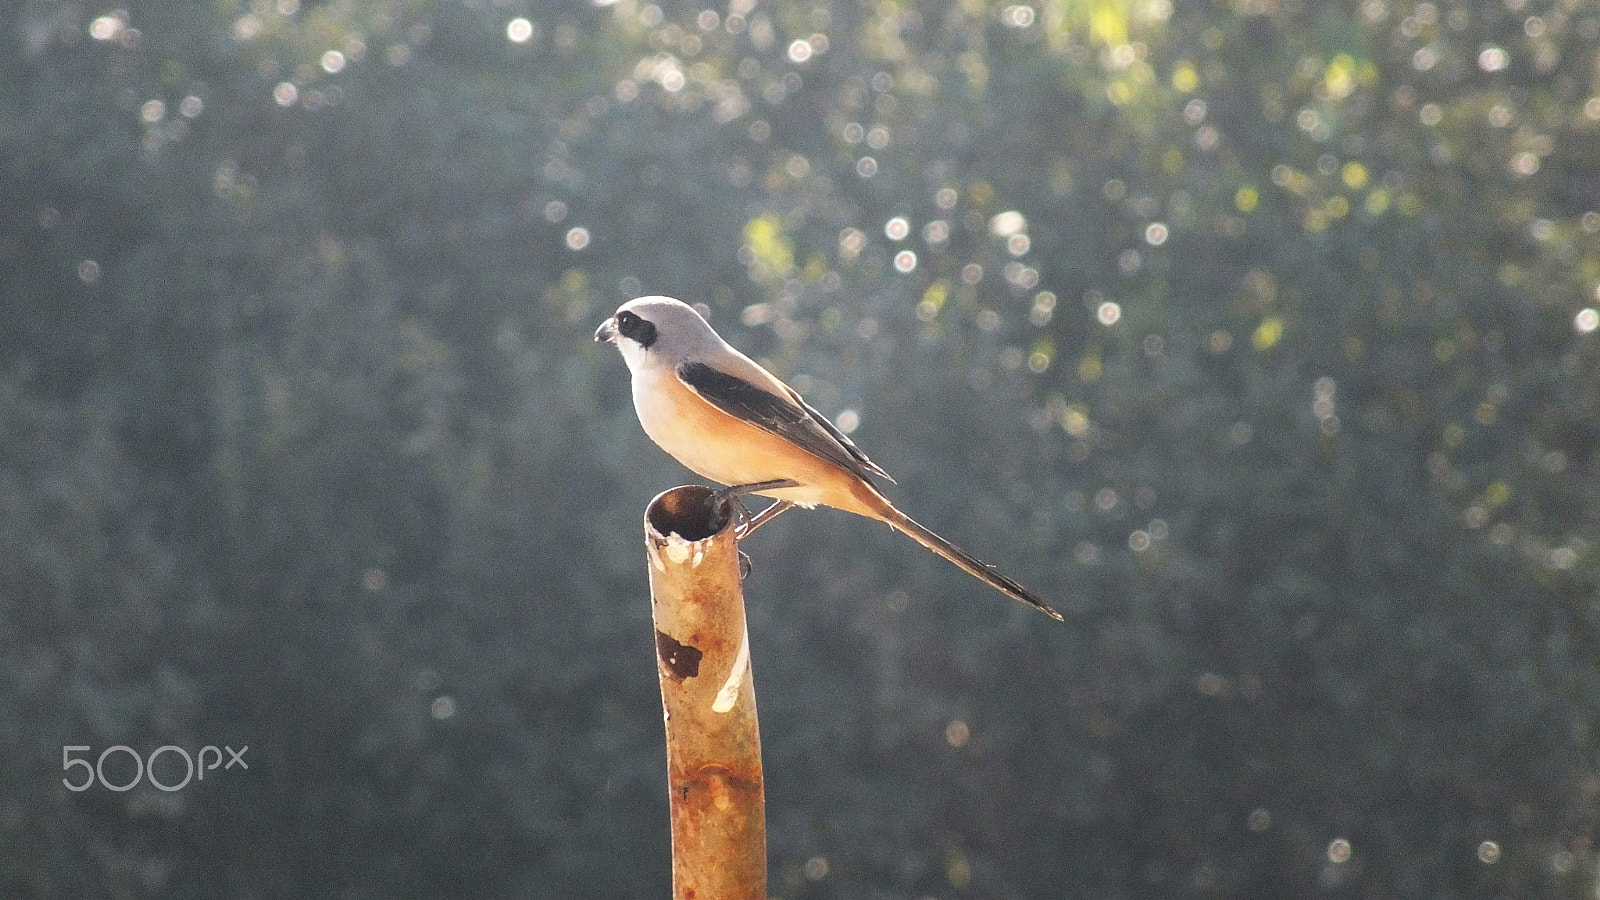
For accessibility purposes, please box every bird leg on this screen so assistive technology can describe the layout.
[707,479,798,537]
[737,499,794,537]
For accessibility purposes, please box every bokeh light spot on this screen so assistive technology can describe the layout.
[1003,5,1036,27]
[232,15,261,41]
[945,719,970,747]
[1170,62,1199,93]
[1252,316,1283,351]
[990,210,1027,236]
[1327,838,1352,863]
[90,14,124,41]
[839,227,866,259]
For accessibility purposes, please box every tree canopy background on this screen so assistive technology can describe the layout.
[3,0,1599,896]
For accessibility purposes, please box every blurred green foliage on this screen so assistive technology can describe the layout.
[2,0,1599,896]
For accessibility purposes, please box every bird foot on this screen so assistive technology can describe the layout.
[706,479,798,538]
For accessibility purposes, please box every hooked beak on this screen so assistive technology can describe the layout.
[594,317,619,344]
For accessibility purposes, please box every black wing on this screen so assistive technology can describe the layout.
[677,361,893,483]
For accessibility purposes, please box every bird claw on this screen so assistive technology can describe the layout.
[707,479,799,540]
[703,480,799,581]
[707,489,751,533]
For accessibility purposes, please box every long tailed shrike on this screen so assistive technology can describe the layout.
[596,295,1061,620]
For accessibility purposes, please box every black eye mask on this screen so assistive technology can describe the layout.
[616,310,658,348]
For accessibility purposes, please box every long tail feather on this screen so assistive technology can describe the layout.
[880,506,1063,621]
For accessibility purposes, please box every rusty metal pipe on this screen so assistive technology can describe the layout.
[644,485,767,900]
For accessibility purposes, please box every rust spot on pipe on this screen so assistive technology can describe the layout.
[682,764,763,803]
[657,629,703,680]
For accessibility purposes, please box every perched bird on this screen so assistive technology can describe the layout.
[596,295,1061,620]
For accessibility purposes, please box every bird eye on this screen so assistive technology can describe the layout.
[617,311,639,328]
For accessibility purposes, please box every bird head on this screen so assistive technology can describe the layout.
[595,296,720,360]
